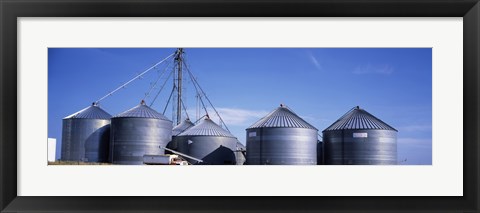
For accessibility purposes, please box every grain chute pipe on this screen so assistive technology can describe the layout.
[159,146,203,163]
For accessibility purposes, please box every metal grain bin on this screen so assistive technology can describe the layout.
[246,104,318,165]
[110,101,173,165]
[177,117,237,165]
[322,106,398,165]
[172,118,194,136]
[317,141,323,165]
[235,142,247,165]
[61,103,111,162]
[168,118,195,152]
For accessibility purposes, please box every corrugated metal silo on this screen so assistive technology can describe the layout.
[110,101,173,165]
[61,103,111,162]
[246,104,318,165]
[317,141,323,165]
[172,118,195,136]
[177,117,237,165]
[168,118,195,152]
[322,106,398,165]
[235,142,246,165]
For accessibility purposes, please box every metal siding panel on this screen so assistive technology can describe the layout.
[61,119,110,162]
[317,142,323,165]
[175,136,190,155]
[110,117,173,165]
[61,120,72,160]
[323,129,397,165]
[246,128,318,165]
[84,124,110,162]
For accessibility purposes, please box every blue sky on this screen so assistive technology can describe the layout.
[48,48,432,165]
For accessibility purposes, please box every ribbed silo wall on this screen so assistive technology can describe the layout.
[317,141,323,165]
[175,136,189,156]
[246,128,317,165]
[323,129,397,165]
[166,137,178,152]
[168,120,194,152]
[110,117,172,165]
[61,119,110,162]
[235,151,246,165]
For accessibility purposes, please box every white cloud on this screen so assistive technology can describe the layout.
[186,107,269,126]
[215,108,269,126]
[306,51,322,71]
[353,63,394,75]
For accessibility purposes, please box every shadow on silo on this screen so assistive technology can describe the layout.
[196,145,236,165]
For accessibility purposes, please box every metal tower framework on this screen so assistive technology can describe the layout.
[174,48,184,125]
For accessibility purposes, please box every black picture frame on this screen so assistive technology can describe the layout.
[1,0,479,212]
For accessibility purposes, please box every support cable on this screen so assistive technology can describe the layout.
[94,53,174,104]
[163,85,176,115]
[183,61,231,133]
[193,115,208,124]
[196,94,200,121]
[162,83,191,120]
[149,68,175,107]
[180,96,191,120]
[143,60,172,101]
[182,63,209,118]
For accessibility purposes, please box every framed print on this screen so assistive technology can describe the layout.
[1,0,479,212]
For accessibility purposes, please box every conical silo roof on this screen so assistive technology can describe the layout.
[114,100,170,120]
[172,118,195,136]
[64,103,112,119]
[323,106,397,132]
[178,117,235,138]
[236,142,246,151]
[247,104,318,130]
